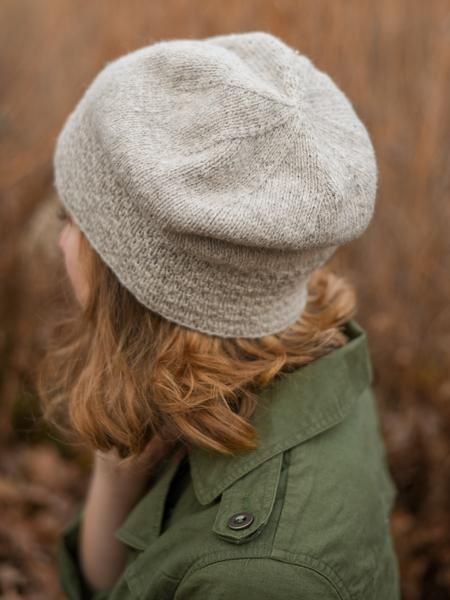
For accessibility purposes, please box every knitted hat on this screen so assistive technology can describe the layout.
[53,31,377,338]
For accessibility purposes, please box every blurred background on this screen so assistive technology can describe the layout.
[0,1,449,598]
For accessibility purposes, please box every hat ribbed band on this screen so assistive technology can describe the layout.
[64,193,324,338]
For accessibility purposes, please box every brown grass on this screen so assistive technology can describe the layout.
[0,1,449,598]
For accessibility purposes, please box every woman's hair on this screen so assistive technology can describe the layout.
[36,216,357,462]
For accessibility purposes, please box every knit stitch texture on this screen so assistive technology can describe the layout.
[53,31,377,338]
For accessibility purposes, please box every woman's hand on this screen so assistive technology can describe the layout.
[80,435,187,591]
[94,434,185,484]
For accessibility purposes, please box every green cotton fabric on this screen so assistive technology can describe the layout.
[57,319,401,600]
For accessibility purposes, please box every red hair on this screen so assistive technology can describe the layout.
[36,218,357,462]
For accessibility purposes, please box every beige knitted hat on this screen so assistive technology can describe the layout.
[53,31,377,338]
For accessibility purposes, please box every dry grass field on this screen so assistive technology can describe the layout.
[0,1,449,598]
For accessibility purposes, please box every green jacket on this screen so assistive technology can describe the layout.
[58,319,400,599]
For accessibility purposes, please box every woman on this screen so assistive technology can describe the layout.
[37,31,400,599]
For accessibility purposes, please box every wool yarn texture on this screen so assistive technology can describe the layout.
[53,31,377,338]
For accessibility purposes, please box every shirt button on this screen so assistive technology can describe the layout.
[227,511,255,530]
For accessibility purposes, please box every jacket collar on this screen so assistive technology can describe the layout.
[188,318,373,505]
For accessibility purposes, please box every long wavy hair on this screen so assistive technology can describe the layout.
[36,206,357,463]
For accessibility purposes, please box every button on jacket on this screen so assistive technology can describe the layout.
[57,319,401,599]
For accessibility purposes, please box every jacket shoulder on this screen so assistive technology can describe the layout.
[199,387,399,600]
[272,386,399,599]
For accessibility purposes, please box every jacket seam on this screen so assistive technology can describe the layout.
[267,449,291,547]
[172,552,347,599]
[270,548,355,600]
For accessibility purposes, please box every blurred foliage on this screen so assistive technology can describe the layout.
[0,0,449,598]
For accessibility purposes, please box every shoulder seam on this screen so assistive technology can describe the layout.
[173,551,352,600]
[270,548,355,600]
